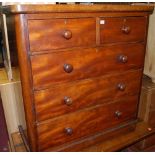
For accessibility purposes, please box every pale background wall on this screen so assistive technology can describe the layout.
[0,82,26,133]
[0,80,26,150]
[144,9,155,83]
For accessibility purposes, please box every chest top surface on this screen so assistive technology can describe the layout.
[2,4,154,14]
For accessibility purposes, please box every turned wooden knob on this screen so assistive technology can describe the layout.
[115,111,122,118]
[122,25,131,34]
[117,83,126,91]
[118,55,128,63]
[65,127,73,135]
[62,30,72,39]
[63,64,73,73]
[64,96,72,106]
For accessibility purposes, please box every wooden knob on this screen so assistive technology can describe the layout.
[118,55,128,63]
[64,96,72,106]
[117,83,126,91]
[63,64,73,73]
[122,25,131,34]
[115,111,122,118]
[65,127,73,135]
[62,30,72,39]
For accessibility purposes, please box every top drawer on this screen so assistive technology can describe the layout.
[100,17,147,44]
[28,18,96,52]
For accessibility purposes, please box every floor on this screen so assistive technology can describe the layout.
[11,132,26,152]
[0,67,20,85]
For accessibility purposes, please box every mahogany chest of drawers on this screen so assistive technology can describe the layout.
[2,4,153,151]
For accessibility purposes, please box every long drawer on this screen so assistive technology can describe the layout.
[34,69,142,121]
[31,43,145,89]
[28,18,96,52]
[37,95,138,151]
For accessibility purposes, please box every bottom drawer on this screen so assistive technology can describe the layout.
[37,95,139,151]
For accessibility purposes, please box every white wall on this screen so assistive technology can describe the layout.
[0,81,26,150]
[144,8,155,83]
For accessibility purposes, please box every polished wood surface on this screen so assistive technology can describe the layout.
[34,70,142,121]
[100,17,147,43]
[28,18,96,52]
[10,121,155,152]
[84,121,155,152]
[26,12,152,20]
[31,44,145,89]
[3,4,153,151]
[2,4,154,14]
[37,95,138,151]
[13,14,37,151]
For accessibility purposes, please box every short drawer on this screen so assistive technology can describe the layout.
[28,18,96,52]
[100,17,147,44]
[37,95,138,151]
[31,43,145,89]
[34,69,142,121]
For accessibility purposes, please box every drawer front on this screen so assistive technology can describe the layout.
[100,17,147,44]
[37,95,138,151]
[34,70,142,121]
[31,44,145,89]
[28,18,96,52]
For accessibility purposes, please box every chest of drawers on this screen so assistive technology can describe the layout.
[2,4,153,151]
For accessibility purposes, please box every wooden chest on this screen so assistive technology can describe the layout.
[2,4,153,151]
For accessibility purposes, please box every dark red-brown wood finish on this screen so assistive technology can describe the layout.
[14,14,37,151]
[28,18,96,52]
[34,70,142,121]
[2,4,153,151]
[37,95,138,151]
[31,44,145,90]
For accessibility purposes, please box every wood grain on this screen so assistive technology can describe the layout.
[13,14,37,151]
[34,69,142,121]
[26,12,151,20]
[2,4,153,151]
[31,43,145,90]
[100,16,147,44]
[28,18,96,52]
[37,95,138,151]
[83,121,155,152]
[2,4,154,14]
[11,121,155,152]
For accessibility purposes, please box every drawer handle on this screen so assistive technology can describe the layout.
[62,30,72,39]
[63,64,73,73]
[117,83,126,91]
[64,96,72,106]
[121,25,131,34]
[115,111,122,118]
[65,127,73,135]
[118,55,128,63]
